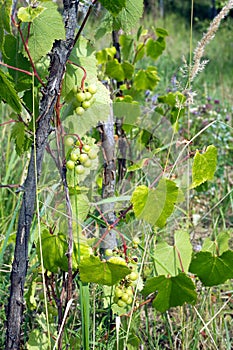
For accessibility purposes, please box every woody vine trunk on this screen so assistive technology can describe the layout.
[6,1,79,348]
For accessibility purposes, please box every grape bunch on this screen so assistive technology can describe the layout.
[73,83,97,116]
[65,136,98,175]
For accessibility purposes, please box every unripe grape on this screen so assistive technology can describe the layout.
[117,299,126,308]
[75,164,85,174]
[121,293,130,303]
[76,92,86,102]
[76,106,85,116]
[66,160,75,170]
[83,159,92,168]
[88,84,97,94]
[82,144,91,153]
[126,287,133,297]
[115,288,123,298]
[105,248,113,257]
[85,91,92,101]
[79,153,89,164]
[88,149,98,160]
[65,137,74,147]
[126,297,133,305]
[129,271,138,281]
[82,100,91,109]
[70,152,79,162]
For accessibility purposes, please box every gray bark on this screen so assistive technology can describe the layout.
[6,1,79,348]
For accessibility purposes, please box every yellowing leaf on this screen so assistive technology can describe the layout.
[18,6,45,22]
[191,145,217,189]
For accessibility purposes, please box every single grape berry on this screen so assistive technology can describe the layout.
[129,271,138,281]
[70,152,79,162]
[115,288,123,298]
[66,160,75,170]
[88,149,98,160]
[121,293,130,303]
[83,159,92,168]
[117,299,126,308]
[79,153,89,164]
[105,249,113,257]
[76,106,85,116]
[82,144,91,153]
[65,137,74,147]
[88,84,97,95]
[75,165,85,174]
[82,100,91,109]
[85,91,92,101]
[76,92,86,102]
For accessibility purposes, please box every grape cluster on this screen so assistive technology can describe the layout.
[73,83,97,116]
[65,136,98,175]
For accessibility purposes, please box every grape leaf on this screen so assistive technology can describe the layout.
[142,273,197,312]
[99,0,126,16]
[0,0,12,52]
[113,101,140,124]
[155,27,169,38]
[113,0,144,32]
[133,66,160,91]
[189,250,233,286]
[154,230,192,276]
[27,2,65,62]
[106,59,125,81]
[191,145,217,189]
[131,179,179,228]
[146,37,166,60]
[119,34,134,61]
[17,5,45,22]
[79,255,130,286]
[0,70,22,112]
[11,122,25,153]
[202,231,230,256]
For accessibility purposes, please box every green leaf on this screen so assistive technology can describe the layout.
[191,145,217,189]
[119,34,134,61]
[133,66,159,91]
[142,273,197,312]
[0,70,22,112]
[0,0,12,52]
[127,158,149,172]
[27,2,65,62]
[155,27,169,37]
[11,122,25,153]
[99,0,126,16]
[113,0,144,32]
[189,250,233,286]
[131,178,179,228]
[154,230,192,276]
[113,100,140,123]
[37,230,68,273]
[105,59,125,81]
[146,37,166,60]
[202,231,230,255]
[79,255,131,286]
[158,91,185,106]
[17,5,45,22]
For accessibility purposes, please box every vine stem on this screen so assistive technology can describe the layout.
[67,60,87,90]
[11,16,45,86]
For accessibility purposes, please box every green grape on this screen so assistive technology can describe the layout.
[85,91,92,101]
[129,271,138,281]
[105,248,113,257]
[126,287,133,297]
[88,149,98,160]
[121,293,130,303]
[75,164,85,174]
[126,297,133,305]
[82,144,91,153]
[66,160,75,170]
[65,137,74,147]
[70,152,79,162]
[117,299,126,308]
[83,159,92,168]
[82,100,91,109]
[72,86,78,94]
[76,92,86,102]
[88,84,97,94]
[79,153,89,164]
[76,106,85,116]
[115,287,123,298]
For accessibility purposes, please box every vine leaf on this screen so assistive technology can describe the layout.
[99,0,126,16]
[154,230,192,276]
[79,255,131,286]
[113,0,144,32]
[133,66,160,91]
[142,273,197,312]
[146,37,166,61]
[0,0,12,53]
[26,2,65,62]
[191,145,217,189]
[0,70,22,112]
[189,250,233,286]
[11,122,25,154]
[202,231,230,256]
[18,6,45,22]
[131,178,179,228]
